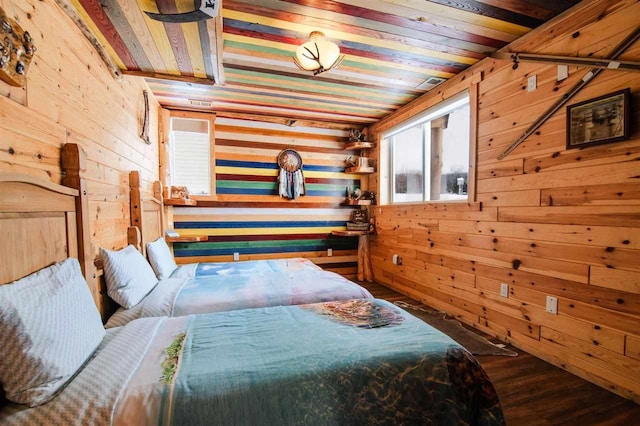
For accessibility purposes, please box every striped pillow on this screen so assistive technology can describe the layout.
[0,258,105,406]
[99,245,158,308]
[146,237,178,280]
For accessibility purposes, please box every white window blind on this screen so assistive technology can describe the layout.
[171,118,211,195]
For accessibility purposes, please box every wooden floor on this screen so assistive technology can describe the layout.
[360,281,640,425]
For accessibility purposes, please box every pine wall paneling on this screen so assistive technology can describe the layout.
[0,0,160,313]
[167,116,361,277]
[367,0,640,402]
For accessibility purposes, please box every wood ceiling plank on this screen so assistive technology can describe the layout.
[96,0,153,70]
[156,96,379,123]
[114,0,165,71]
[222,19,473,72]
[290,0,525,40]
[223,9,478,66]
[223,62,422,93]
[223,68,418,100]
[175,0,207,78]
[223,35,454,79]
[475,0,575,20]
[225,0,490,57]
[76,0,139,69]
[155,86,392,116]
[155,0,195,76]
[242,0,505,48]
[148,71,415,103]
[65,0,126,71]
[223,53,427,90]
[424,0,544,28]
[222,39,450,85]
[137,0,181,74]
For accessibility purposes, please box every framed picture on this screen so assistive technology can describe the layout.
[566,88,630,150]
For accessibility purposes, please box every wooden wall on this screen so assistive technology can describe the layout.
[367,0,640,402]
[169,116,361,276]
[0,0,160,305]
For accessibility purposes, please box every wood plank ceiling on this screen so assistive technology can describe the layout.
[71,0,581,127]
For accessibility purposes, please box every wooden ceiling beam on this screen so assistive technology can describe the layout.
[206,9,226,85]
[53,0,122,81]
[122,70,215,85]
[166,107,358,131]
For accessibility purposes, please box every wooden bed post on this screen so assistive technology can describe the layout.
[61,143,98,303]
[130,170,142,239]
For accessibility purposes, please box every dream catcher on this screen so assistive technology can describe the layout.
[277,149,305,200]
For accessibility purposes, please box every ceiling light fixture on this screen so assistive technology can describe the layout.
[293,31,344,75]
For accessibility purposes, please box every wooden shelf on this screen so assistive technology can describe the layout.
[341,199,372,206]
[164,198,197,206]
[332,230,369,237]
[165,235,208,243]
[345,141,376,150]
[345,166,375,174]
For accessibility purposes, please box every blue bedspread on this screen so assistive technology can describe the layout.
[193,258,319,277]
[163,300,504,425]
[172,270,373,317]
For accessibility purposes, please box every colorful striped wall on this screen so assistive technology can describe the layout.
[171,117,365,277]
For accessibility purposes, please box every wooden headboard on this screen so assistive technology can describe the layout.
[0,144,95,296]
[0,173,81,284]
[128,170,164,254]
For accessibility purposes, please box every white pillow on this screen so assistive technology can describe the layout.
[99,245,158,308]
[0,258,105,406]
[146,237,178,279]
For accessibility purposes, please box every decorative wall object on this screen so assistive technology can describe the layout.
[140,90,151,144]
[277,149,305,200]
[0,7,36,87]
[566,88,630,150]
[145,0,219,23]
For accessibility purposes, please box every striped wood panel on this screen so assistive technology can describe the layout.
[367,0,640,403]
[69,0,579,126]
[171,117,361,270]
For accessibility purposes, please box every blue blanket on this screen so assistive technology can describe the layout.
[172,270,373,317]
[193,258,318,277]
[163,300,504,425]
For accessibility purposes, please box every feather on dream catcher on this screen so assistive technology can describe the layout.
[277,149,305,200]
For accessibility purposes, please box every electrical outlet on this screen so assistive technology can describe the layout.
[233,252,240,261]
[392,254,399,265]
[500,283,509,298]
[557,65,568,81]
[546,296,558,314]
[327,248,333,257]
[527,75,537,92]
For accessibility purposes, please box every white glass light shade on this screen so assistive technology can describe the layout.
[294,31,343,75]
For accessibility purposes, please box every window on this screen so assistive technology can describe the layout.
[382,92,470,203]
[170,116,213,196]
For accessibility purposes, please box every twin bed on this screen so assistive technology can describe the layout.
[0,145,505,425]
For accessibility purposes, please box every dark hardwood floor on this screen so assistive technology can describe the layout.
[360,281,640,425]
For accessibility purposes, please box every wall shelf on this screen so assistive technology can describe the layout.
[345,141,376,150]
[165,235,208,243]
[341,199,372,206]
[164,198,197,206]
[345,166,375,174]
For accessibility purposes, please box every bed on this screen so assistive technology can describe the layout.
[98,171,373,327]
[0,150,504,425]
[126,170,336,279]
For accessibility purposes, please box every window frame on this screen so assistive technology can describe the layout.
[161,109,216,201]
[379,89,476,205]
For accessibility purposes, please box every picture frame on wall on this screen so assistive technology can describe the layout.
[566,88,630,150]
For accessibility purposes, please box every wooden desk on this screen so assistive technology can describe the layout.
[331,230,372,282]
